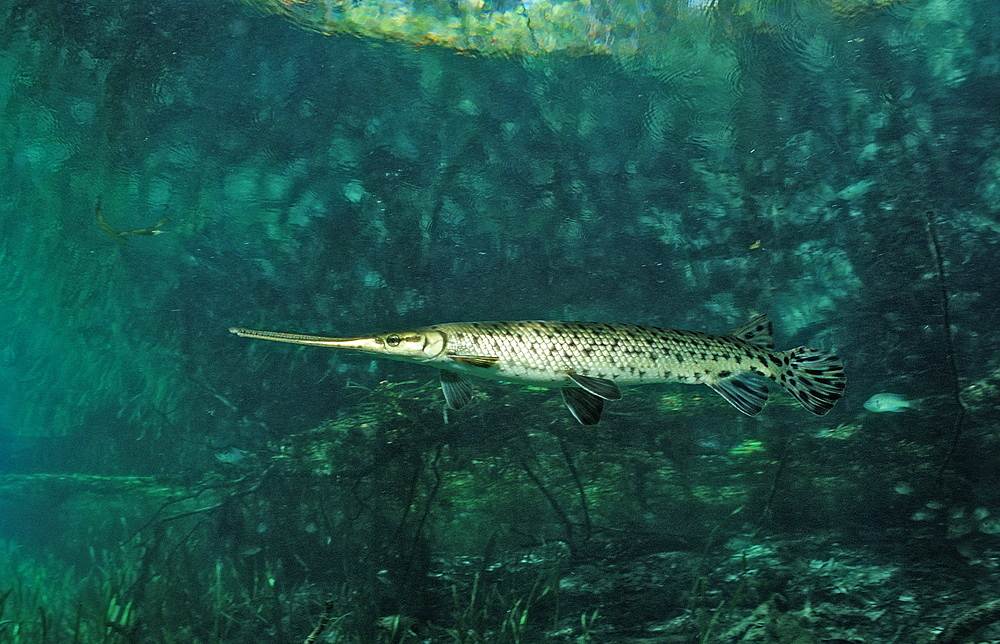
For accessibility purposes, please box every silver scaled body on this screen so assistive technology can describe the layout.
[230,315,845,425]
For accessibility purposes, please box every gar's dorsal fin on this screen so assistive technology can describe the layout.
[730,314,773,349]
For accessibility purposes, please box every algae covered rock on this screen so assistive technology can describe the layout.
[961,368,1000,416]
[238,0,912,58]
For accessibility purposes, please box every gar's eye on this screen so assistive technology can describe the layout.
[386,334,401,347]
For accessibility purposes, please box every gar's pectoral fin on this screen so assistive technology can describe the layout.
[566,373,622,400]
[448,355,500,369]
[562,387,606,425]
[440,370,475,410]
[708,372,769,416]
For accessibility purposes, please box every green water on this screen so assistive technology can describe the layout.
[0,0,998,641]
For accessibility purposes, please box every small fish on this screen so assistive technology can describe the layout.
[214,447,248,464]
[229,314,845,425]
[863,393,918,413]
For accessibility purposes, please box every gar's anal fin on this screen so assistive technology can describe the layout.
[708,372,769,416]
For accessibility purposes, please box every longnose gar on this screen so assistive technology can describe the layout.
[229,315,845,425]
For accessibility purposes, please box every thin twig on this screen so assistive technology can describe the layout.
[157,466,273,524]
[519,457,576,554]
[924,210,965,478]
[558,438,592,539]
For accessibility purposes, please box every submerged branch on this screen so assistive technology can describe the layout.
[558,438,592,540]
[931,598,1000,644]
[303,600,337,644]
[518,457,577,554]
[94,196,171,243]
[924,210,966,478]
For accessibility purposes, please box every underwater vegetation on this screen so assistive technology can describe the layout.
[0,0,999,641]
[0,376,997,642]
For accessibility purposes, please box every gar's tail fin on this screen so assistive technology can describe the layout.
[778,347,846,415]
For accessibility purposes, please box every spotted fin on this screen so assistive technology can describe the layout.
[567,373,622,400]
[562,387,605,425]
[731,314,774,350]
[777,347,846,415]
[440,370,475,410]
[708,372,770,416]
[448,355,500,369]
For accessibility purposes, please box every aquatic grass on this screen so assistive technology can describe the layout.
[0,384,901,641]
[431,569,561,644]
[686,564,753,644]
[0,481,295,643]
[0,539,133,643]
